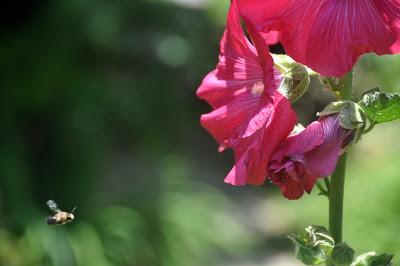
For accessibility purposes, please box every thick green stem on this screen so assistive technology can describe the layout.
[329,153,347,243]
[328,70,353,245]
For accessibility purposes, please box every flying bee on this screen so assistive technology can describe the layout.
[46,200,76,225]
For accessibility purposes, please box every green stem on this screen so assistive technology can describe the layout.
[328,70,353,246]
[328,153,347,244]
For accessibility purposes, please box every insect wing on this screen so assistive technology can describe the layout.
[47,200,61,213]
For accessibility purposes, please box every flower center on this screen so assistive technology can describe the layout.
[251,81,264,96]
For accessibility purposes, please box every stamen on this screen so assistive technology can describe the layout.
[251,81,264,96]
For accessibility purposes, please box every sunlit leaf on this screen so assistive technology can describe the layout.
[359,89,400,124]
[351,252,393,266]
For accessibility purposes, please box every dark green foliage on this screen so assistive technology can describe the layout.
[0,1,252,265]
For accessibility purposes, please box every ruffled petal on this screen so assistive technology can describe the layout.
[243,17,275,79]
[269,160,312,200]
[282,178,306,200]
[303,0,399,76]
[268,114,352,199]
[305,115,346,177]
[242,91,297,185]
[373,0,400,53]
[197,0,264,108]
[224,153,248,186]
[200,89,261,145]
[261,31,280,46]
[239,0,400,77]
[272,120,324,162]
[198,0,297,187]
[241,97,274,138]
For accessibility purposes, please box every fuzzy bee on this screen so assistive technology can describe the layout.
[46,200,76,225]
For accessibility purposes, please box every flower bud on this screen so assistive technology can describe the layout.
[288,225,334,265]
[272,54,313,103]
[317,101,366,143]
[331,242,355,266]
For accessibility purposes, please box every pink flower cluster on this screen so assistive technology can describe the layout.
[197,0,400,199]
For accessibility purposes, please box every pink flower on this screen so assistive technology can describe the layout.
[238,0,400,77]
[197,0,296,186]
[268,115,354,200]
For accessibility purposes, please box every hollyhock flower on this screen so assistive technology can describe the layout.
[268,115,354,200]
[197,1,296,186]
[238,0,400,77]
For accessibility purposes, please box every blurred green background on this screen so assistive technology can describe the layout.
[1,0,400,265]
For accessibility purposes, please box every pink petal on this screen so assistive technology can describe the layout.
[245,91,297,185]
[305,116,345,177]
[239,0,400,77]
[197,0,264,108]
[225,153,248,186]
[268,114,352,198]
[303,173,320,194]
[269,161,309,200]
[261,31,280,46]
[243,17,275,80]
[198,0,297,187]
[272,120,324,162]
[223,91,296,186]
[200,89,261,145]
[282,179,306,200]
[373,0,400,53]
[241,97,273,138]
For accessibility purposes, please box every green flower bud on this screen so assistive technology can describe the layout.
[318,101,366,143]
[288,225,334,265]
[272,54,313,103]
[331,242,355,266]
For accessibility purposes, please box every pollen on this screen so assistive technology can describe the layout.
[251,81,264,96]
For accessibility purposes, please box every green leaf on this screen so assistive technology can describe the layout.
[359,90,400,124]
[350,252,394,266]
[288,225,335,265]
[330,242,355,266]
